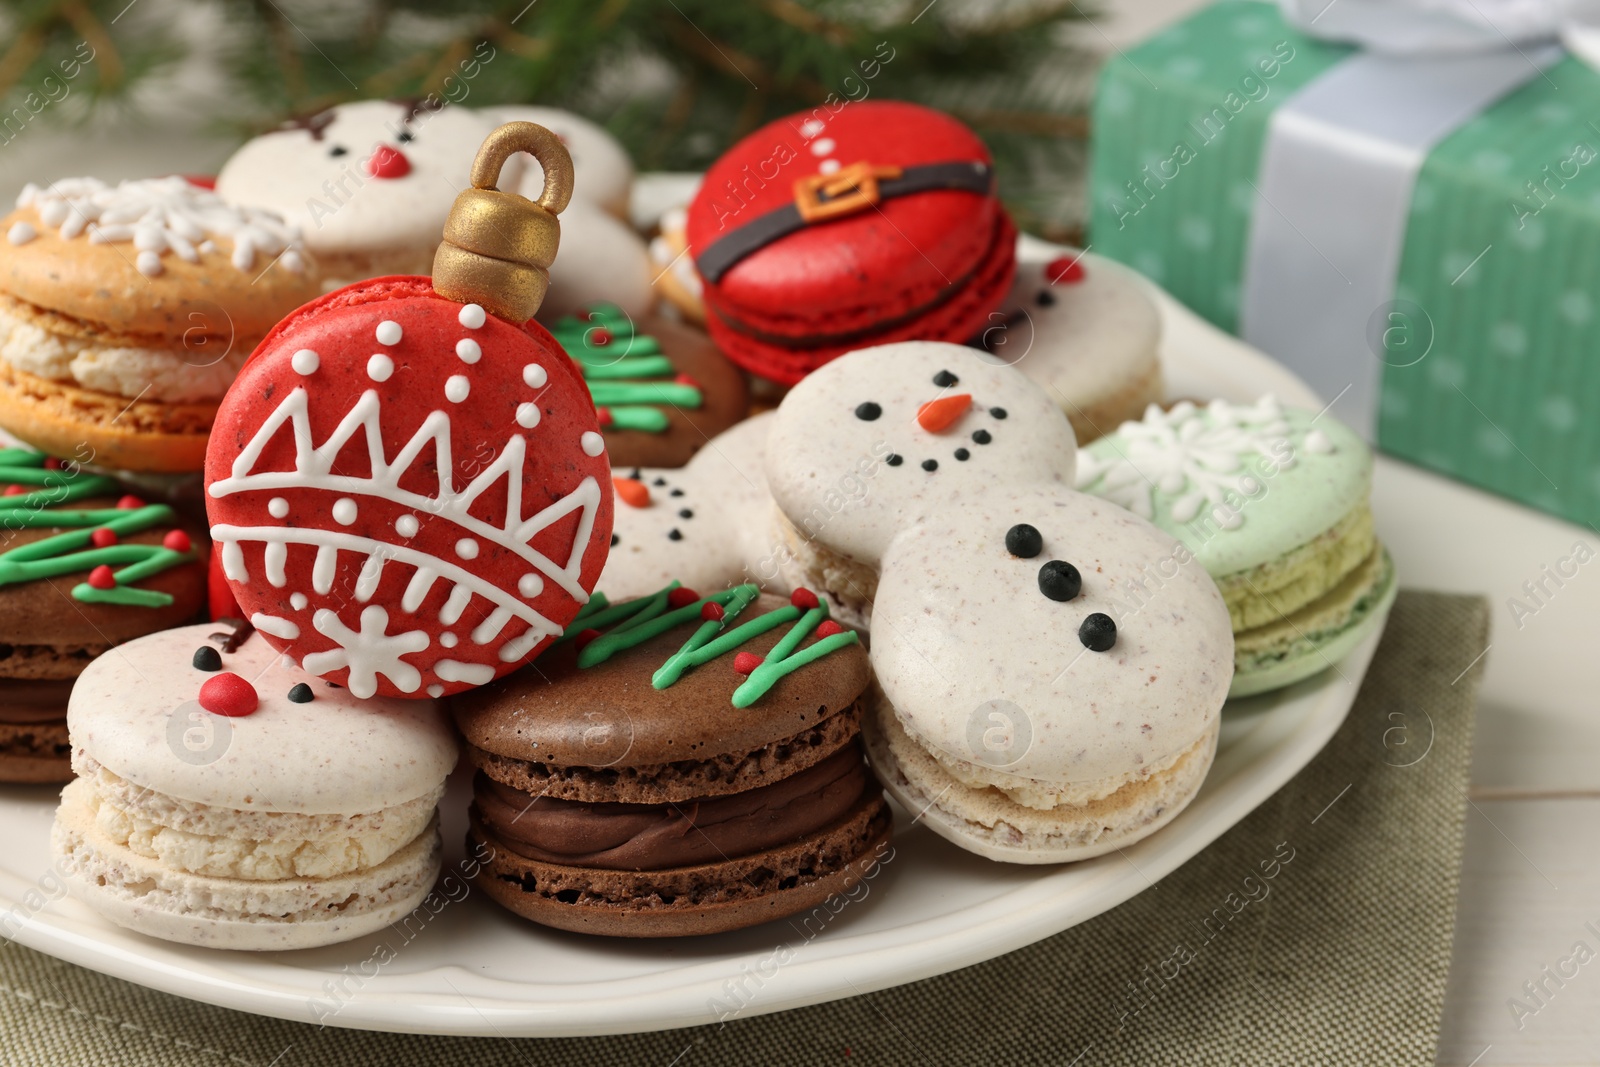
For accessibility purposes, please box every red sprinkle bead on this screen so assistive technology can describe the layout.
[162,529,192,552]
[198,672,259,717]
[575,628,602,652]
[733,651,763,676]
[1045,255,1086,285]
[2,485,23,496]
[590,327,612,346]
[86,565,116,590]
[815,620,846,639]
[790,588,820,610]
[666,587,700,609]
[42,457,61,470]
[596,406,614,428]
[89,528,117,548]
[700,602,725,622]
[674,373,700,388]
[116,495,144,509]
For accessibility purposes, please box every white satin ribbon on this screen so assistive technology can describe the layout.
[1280,0,1600,68]
[1237,43,1562,436]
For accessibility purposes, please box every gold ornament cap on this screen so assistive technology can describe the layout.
[432,121,575,322]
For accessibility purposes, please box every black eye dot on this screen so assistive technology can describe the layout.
[287,683,314,703]
[1006,524,1043,558]
[678,508,693,519]
[1035,289,1056,307]
[932,370,958,387]
[329,145,348,157]
[972,429,992,445]
[990,407,1008,419]
[652,477,667,487]
[192,646,222,672]
[397,130,414,143]
[669,488,685,497]
[1038,560,1081,601]
[629,468,642,479]
[885,453,903,466]
[667,528,682,541]
[954,448,970,461]
[1079,613,1117,652]
[855,402,882,421]
[610,533,619,546]
[921,459,938,472]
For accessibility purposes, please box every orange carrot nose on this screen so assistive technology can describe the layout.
[917,393,972,433]
[613,477,651,508]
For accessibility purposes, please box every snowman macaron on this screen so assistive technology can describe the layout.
[217,100,514,285]
[601,413,785,600]
[766,341,1234,863]
[764,342,1079,626]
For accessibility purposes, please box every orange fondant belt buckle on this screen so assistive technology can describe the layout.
[793,162,904,223]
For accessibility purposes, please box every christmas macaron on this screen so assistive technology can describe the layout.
[205,277,613,698]
[452,582,890,937]
[216,100,509,284]
[865,484,1233,863]
[988,249,1164,444]
[53,620,456,949]
[0,177,319,472]
[764,341,1078,626]
[0,448,205,784]
[602,413,780,600]
[687,101,1017,386]
[550,303,748,467]
[1076,397,1395,697]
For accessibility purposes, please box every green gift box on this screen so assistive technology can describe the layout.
[1089,0,1600,527]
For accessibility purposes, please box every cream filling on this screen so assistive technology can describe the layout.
[0,304,245,403]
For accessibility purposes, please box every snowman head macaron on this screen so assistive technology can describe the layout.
[765,342,1078,570]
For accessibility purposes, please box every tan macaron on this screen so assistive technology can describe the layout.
[0,177,320,472]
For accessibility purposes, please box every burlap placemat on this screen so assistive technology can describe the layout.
[0,590,1487,1066]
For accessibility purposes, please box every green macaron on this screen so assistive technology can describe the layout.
[1076,396,1396,698]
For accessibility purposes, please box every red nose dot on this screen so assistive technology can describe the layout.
[89,528,117,548]
[733,652,763,676]
[87,565,116,590]
[365,144,411,179]
[1045,255,1086,285]
[116,495,145,509]
[199,672,259,717]
[163,529,193,552]
[666,587,700,609]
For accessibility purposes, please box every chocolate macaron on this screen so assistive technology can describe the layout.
[0,448,205,783]
[452,582,890,937]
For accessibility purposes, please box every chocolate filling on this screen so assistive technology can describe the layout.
[0,677,74,724]
[474,744,870,871]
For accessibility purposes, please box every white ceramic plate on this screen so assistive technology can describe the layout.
[0,237,1389,1037]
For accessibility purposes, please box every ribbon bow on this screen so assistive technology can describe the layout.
[1280,0,1600,70]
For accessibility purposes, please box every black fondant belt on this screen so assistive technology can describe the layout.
[695,159,994,284]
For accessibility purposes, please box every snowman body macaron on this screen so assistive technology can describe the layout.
[217,100,514,284]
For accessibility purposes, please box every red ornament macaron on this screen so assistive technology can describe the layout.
[686,101,1017,386]
[205,122,613,698]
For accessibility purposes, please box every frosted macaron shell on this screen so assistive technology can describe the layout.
[871,485,1233,787]
[1075,397,1370,576]
[765,341,1079,566]
[68,623,457,815]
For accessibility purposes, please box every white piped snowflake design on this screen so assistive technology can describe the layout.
[16,176,305,275]
[1076,396,1328,531]
[301,606,430,698]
